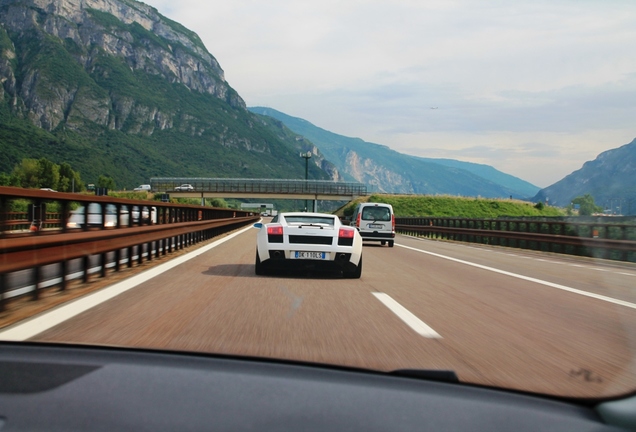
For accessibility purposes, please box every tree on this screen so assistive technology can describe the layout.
[571,194,602,216]
[37,157,60,190]
[97,175,116,190]
[207,198,228,208]
[58,162,84,192]
[0,172,11,186]
[11,159,40,188]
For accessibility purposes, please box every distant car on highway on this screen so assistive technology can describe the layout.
[175,184,194,191]
[39,188,56,192]
[351,202,395,247]
[133,184,151,192]
[253,212,363,278]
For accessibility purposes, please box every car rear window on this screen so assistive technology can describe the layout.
[284,216,335,226]
[361,207,391,221]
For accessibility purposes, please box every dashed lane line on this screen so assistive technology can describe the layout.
[372,292,442,338]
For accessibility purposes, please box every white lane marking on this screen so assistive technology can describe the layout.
[619,272,635,277]
[0,225,255,341]
[396,244,636,310]
[372,292,442,338]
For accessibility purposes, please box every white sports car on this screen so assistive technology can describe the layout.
[254,212,363,278]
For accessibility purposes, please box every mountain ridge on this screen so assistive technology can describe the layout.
[533,138,636,213]
[249,106,540,198]
[0,0,340,186]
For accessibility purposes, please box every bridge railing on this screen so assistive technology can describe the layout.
[396,217,636,262]
[0,186,258,312]
[150,178,367,196]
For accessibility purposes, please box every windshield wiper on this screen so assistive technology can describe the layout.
[389,369,459,383]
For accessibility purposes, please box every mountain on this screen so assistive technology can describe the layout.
[533,138,636,213]
[249,107,540,199]
[414,158,539,198]
[0,0,340,187]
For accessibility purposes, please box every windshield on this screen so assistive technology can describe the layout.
[1,0,635,403]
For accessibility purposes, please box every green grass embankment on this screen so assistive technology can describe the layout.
[338,194,564,219]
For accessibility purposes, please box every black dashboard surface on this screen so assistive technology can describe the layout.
[0,342,625,431]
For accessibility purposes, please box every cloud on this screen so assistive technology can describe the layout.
[143,0,636,188]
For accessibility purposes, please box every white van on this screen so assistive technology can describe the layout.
[351,202,395,247]
[133,184,151,192]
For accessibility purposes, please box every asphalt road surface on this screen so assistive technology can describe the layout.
[2,225,636,398]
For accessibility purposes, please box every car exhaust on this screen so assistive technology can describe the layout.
[337,253,348,261]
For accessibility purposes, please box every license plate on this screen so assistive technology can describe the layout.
[368,224,383,229]
[294,251,326,260]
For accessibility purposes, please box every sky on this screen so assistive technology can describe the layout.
[142,0,636,188]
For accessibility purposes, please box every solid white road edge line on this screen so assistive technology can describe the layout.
[372,292,442,338]
[396,244,636,310]
[0,224,255,341]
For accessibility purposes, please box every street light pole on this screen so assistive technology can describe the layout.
[300,151,312,211]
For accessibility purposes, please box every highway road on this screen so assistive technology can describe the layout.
[2,225,636,398]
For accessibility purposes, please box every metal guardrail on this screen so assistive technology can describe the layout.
[396,217,636,262]
[0,186,259,310]
[150,177,367,196]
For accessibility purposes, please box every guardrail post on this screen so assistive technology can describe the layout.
[83,255,90,283]
[0,273,6,312]
[60,260,67,291]
[114,249,121,272]
[100,253,107,277]
[32,266,40,301]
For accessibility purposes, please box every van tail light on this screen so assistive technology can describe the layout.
[267,225,284,243]
[392,214,395,231]
[356,213,361,227]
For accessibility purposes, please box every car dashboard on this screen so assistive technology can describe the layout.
[0,342,631,431]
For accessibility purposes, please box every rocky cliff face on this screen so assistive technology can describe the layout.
[0,0,342,185]
[345,150,412,193]
[0,0,243,132]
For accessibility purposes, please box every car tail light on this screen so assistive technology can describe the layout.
[267,225,284,243]
[338,227,355,246]
[339,228,355,238]
[267,225,283,235]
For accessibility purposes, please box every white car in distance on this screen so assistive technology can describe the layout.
[254,212,363,278]
[174,184,194,191]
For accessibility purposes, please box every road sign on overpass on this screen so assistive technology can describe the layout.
[150,178,367,201]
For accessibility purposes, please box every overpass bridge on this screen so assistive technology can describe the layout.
[150,178,367,210]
